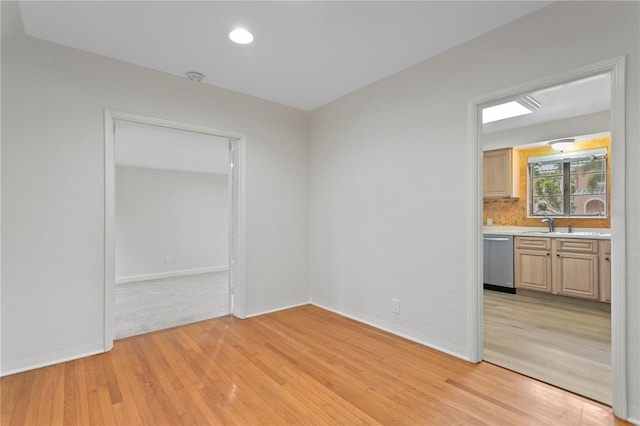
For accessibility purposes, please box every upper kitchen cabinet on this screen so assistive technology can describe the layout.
[483,148,519,198]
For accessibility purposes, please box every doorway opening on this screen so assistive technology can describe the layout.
[468,57,627,418]
[113,121,231,338]
[104,112,247,348]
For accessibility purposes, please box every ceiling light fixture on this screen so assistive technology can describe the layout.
[229,28,254,44]
[549,138,576,151]
[482,96,541,124]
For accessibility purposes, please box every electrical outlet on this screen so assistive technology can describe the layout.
[487,218,493,226]
[164,256,172,264]
[392,298,400,314]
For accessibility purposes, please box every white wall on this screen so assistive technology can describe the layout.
[116,166,228,279]
[2,0,639,420]
[481,111,610,151]
[1,30,309,373]
[309,1,639,419]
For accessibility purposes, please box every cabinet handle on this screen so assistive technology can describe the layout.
[556,254,560,257]
[605,257,610,261]
[547,253,550,256]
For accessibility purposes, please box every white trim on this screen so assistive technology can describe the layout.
[468,98,483,363]
[527,147,607,164]
[107,111,244,141]
[241,299,311,319]
[1,341,104,377]
[231,136,247,319]
[115,266,229,284]
[104,110,247,354]
[609,55,627,421]
[311,300,469,360]
[228,139,235,313]
[104,111,115,352]
[468,56,627,419]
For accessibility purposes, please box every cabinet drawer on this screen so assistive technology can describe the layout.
[515,236,551,250]
[555,238,598,254]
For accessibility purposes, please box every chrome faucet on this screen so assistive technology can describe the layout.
[541,215,555,232]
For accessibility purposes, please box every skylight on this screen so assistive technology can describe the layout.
[482,101,533,124]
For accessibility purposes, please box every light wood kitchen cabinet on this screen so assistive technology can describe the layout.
[553,238,599,300]
[600,240,611,302]
[483,148,520,198]
[514,236,552,292]
[514,236,605,301]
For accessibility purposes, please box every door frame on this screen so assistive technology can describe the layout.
[103,110,247,350]
[467,56,627,418]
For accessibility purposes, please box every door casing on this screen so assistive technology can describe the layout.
[467,56,627,418]
[103,110,247,349]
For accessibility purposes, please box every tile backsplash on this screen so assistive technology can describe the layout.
[483,136,611,229]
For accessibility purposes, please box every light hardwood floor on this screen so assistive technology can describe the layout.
[115,271,229,339]
[2,305,626,425]
[484,289,611,404]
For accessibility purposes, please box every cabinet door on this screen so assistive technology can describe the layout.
[483,149,519,198]
[554,252,599,300]
[600,240,611,302]
[515,249,552,292]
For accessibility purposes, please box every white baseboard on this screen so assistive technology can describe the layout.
[239,297,310,319]
[1,341,104,377]
[116,265,228,284]
[240,297,469,360]
[310,298,469,361]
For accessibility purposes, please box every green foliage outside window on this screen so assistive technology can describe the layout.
[529,151,606,217]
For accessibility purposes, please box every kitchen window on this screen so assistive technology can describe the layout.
[528,148,607,217]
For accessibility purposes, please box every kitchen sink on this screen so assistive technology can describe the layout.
[519,231,610,237]
[518,231,565,235]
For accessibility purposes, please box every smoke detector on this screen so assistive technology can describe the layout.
[186,71,205,82]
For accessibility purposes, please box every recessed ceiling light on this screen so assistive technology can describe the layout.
[229,28,254,45]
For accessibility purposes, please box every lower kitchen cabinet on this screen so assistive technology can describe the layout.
[600,240,611,302]
[514,237,552,292]
[514,236,606,301]
[554,251,599,299]
[553,238,599,300]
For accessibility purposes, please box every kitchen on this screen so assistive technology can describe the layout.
[480,73,613,404]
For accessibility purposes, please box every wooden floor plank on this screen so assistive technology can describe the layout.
[484,288,611,403]
[0,373,20,425]
[1,305,628,425]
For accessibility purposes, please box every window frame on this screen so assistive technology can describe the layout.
[527,148,608,218]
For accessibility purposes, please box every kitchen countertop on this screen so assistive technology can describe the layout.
[483,226,611,240]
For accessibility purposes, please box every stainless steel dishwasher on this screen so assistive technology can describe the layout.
[483,234,515,293]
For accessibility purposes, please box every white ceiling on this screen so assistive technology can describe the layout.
[115,121,230,174]
[483,73,611,134]
[18,1,552,111]
[13,1,611,171]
